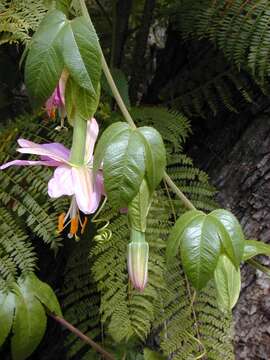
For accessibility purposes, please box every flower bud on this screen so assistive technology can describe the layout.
[127,240,149,292]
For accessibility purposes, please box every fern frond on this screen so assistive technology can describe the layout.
[61,236,102,359]
[172,0,270,85]
[0,0,48,45]
[160,46,254,117]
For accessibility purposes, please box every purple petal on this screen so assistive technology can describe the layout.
[40,143,70,160]
[17,139,70,164]
[85,118,99,164]
[18,139,70,160]
[0,159,60,170]
[48,166,74,198]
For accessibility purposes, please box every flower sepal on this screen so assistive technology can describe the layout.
[127,229,149,292]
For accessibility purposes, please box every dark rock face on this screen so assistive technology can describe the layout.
[212,116,270,359]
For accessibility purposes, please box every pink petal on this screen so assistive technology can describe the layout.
[48,166,74,198]
[18,139,70,160]
[0,159,60,170]
[85,118,99,164]
[58,76,66,105]
[40,143,70,160]
[72,167,99,214]
[96,171,105,196]
[17,141,70,164]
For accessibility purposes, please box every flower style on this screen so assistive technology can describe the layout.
[0,119,104,239]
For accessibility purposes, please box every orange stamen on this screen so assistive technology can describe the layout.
[70,216,79,236]
[50,108,56,119]
[81,217,88,234]
[58,213,66,233]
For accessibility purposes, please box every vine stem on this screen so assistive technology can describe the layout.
[78,0,196,211]
[49,314,115,360]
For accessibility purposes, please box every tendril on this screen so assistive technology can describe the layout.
[92,197,112,242]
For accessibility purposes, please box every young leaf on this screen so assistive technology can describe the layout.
[103,129,146,208]
[65,77,100,121]
[25,10,66,107]
[243,239,270,260]
[93,122,129,173]
[0,291,15,347]
[210,209,245,267]
[22,274,62,316]
[11,280,47,360]
[57,16,101,96]
[138,126,166,192]
[214,255,241,312]
[180,214,221,290]
[128,179,151,232]
[166,210,204,262]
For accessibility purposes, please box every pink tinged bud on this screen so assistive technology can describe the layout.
[127,240,149,292]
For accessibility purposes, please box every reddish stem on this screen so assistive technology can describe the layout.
[49,314,115,360]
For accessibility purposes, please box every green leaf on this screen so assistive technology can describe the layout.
[93,122,129,173]
[180,214,221,290]
[128,179,151,232]
[11,278,47,360]
[138,126,166,192]
[65,77,100,121]
[103,129,146,208]
[23,274,62,316]
[25,10,66,107]
[210,209,245,267]
[243,240,270,260]
[144,348,166,360]
[166,210,204,262]
[55,0,72,14]
[58,16,101,96]
[0,291,15,347]
[214,255,241,312]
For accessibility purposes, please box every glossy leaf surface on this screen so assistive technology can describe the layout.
[214,255,241,312]
[11,280,47,360]
[128,179,151,232]
[93,122,129,173]
[25,10,66,107]
[210,209,245,267]
[180,214,221,290]
[243,239,270,260]
[0,291,15,347]
[138,126,166,192]
[103,128,146,208]
[166,210,204,262]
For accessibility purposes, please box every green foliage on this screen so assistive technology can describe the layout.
[25,9,101,117]
[155,260,234,359]
[0,0,47,45]
[89,107,233,358]
[166,208,245,290]
[171,0,270,85]
[243,239,270,260]
[0,274,61,360]
[210,209,245,267]
[160,51,255,117]
[214,255,241,312]
[95,121,166,208]
[61,236,101,359]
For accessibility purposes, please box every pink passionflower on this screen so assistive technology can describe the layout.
[45,71,67,120]
[0,119,104,239]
